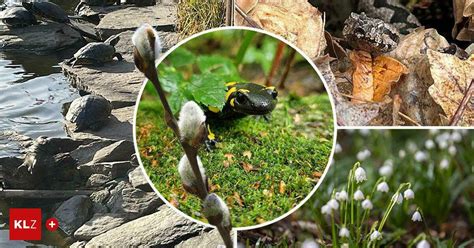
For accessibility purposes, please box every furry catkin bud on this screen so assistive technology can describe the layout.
[178,101,207,147]
[178,155,208,197]
[202,193,231,229]
[132,23,162,74]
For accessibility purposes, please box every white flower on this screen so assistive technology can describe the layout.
[359,129,370,136]
[383,159,393,167]
[370,230,382,241]
[354,189,365,201]
[178,101,206,146]
[439,158,450,169]
[379,165,393,177]
[335,143,342,153]
[335,190,348,201]
[415,151,428,162]
[321,204,331,215]
[412,211,422,222]
[362,199,373,210]
[377,182,390,193]
[178,155,207,196]
[327,199,339,210]
[404,189,415,200]
[339,227,350,238]
[394,193,403,204]
[438,140,448,149]
[425,139,435,149]
[429,129,439,135]
[399,149,406,158]
[354,167,367,183]
[132,23,162,71]
[301,239,320,248]
[448,145,457,155]
[407,142,418,153]
[416,239,430,248]
[450,132,462,142]
[202,193,231,228]
[356,149,371,161]
[341,244,349,248]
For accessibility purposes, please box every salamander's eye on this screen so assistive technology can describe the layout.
[268,89,278,99]
[235,92,247,104]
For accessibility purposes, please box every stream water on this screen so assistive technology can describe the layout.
[0,0,81,245]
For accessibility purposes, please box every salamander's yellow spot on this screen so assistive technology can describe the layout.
[208,106,220,113]
[225,87,237,101]
[207,125,215,140]
[238,89,250,93]
[265,86,275,91]
[230,98,235,107]
[226,82,237,87]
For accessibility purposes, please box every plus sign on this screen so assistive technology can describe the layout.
[45,217,58,231]
[49,221,56,228]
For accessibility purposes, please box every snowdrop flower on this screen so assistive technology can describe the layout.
[425,139,435,149]
[356,149,371,161]
[321,204,331,215]
[354,189,365,201]
[377,182,389,193]
[327,199,339,210]
[339,226,350,238]
[132,23,162,75]
[370,230,382,241]
[301,239,320,248]
[450,131,462,142]
[362,199,373,210]
[414,151,428,162]
[404,189,415,200]
[416,239,430,248]
[448,145,457,156]
[202,193,231,229]
[393,193,403,204]
[335,143,342,153]
[178,101,207,147]
[439,158,450,169]
[354,167,367,183]
[178,155,207,198]
[379,165,393,177]
[398,149,406,158]
[336,190,348,201]
[412,211,422,222]
[383,159,393,167]
[407,142,418,153]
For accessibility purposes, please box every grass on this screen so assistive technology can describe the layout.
[176,0,226,39]
[136,90,334,227]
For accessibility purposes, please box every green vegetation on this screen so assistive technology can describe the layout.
[136,93,333,226]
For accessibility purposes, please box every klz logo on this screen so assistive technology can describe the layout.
[9,208,42,240]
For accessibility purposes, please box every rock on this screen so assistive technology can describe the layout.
[54,195,93,236]
[70,140,115,165]
[90,189,110,204]
[176,229,229,247]
[78,161,133,179]
[95,5,176,40]
[74,213,126,241]
[86,174,111,187]
[0,22,83,52]
[86,206,203,247]
[70,241,87,248]
[107,187,162,220]
[92,140,135,163]
[128,166,152,191]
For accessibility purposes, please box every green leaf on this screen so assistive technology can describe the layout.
[169,90,190,114]
[189,74,227,110]
[167,47,196,67]
[243,38,278,75]
[158,65,183,92]
[197,55,239,77]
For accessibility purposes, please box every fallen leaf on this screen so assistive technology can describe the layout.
[372,55,409,101]
[427,50,474,125]
[257,217,266,224]
[253,181,261,189]
[224,153,234,161]
[392,95,403,125]
[234,192,244,207]
[241,162,254,172]
[279,180,286,194]
[453,0,474,41]
[151,159,158,168]
[350,51,374,103]
[169,199,179,208]
[210,183,221,192]
[223,160,230,168]
[243,151,252,159]
[312,171,322,178]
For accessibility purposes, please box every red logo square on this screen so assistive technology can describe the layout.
[9,208,42,241]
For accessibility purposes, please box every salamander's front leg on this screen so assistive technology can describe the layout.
[205,124,218,151]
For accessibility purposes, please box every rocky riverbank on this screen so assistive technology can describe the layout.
[0,1,227,246]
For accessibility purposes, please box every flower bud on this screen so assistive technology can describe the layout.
[178,155,208,198]
[354,167,367,183]
[411,211,422,222]
[335,190,348,201]
[416,239,430,248]
[178,101,207,148]
[202,193,231,230]
[327,199,339,210]
[132,23,162,75]
[354,189,365,201]
[377,182,389,193]
[370,230,382,241]
[321,204,331,215]
[362,199,373,210]
[404,189,415,200]
[339,227,350,238]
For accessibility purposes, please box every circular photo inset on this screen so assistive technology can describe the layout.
[134,27,335,228]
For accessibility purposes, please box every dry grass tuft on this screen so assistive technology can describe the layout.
[177,0,226,38]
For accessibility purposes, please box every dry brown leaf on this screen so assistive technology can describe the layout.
[253,181,261,189]
[223,160,230,168]
[453,0,474,41]
[233,192,245,207]
[427,50,474,125]
[243,151,252,159]
[169,199,179,208]
[241,162,253,172]
[372,56,409,101]
[279,180,286,194]
[392,94,403,125]
[210,183,221,192]
[312,171,322,178]
[350,51,374,103]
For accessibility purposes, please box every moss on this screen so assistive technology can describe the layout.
[136,92,334,227]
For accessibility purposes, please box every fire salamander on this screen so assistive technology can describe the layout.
[204,82,278,149]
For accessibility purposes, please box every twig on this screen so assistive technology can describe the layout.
[235,4,262,28]
[277,49,296,90]
[226,0,234,26]
[450,79,474,126]
[398,112,422,126]
[266,42,285,86]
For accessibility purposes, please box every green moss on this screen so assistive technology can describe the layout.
[136,90,334,227]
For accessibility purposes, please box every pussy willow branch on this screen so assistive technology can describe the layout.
[144,68,233,247]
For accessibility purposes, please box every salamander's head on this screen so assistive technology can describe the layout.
[226,82,278,115]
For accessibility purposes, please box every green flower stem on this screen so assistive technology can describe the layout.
[378,183,411,232]
[331,212,337,248]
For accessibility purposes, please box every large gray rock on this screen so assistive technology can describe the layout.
[86,206,203,247]
[54,195,93,236]
[70,140,115,165]
[107,186,162,220]
[128,166,152,191]
[78,161,134,178]
[95,5,176,40]
[70,241,86,248]
[92,140,135,163]
[86,174,111,187]
[0,23,83,52]
[74,213,126,240]
[176,229,229,247]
